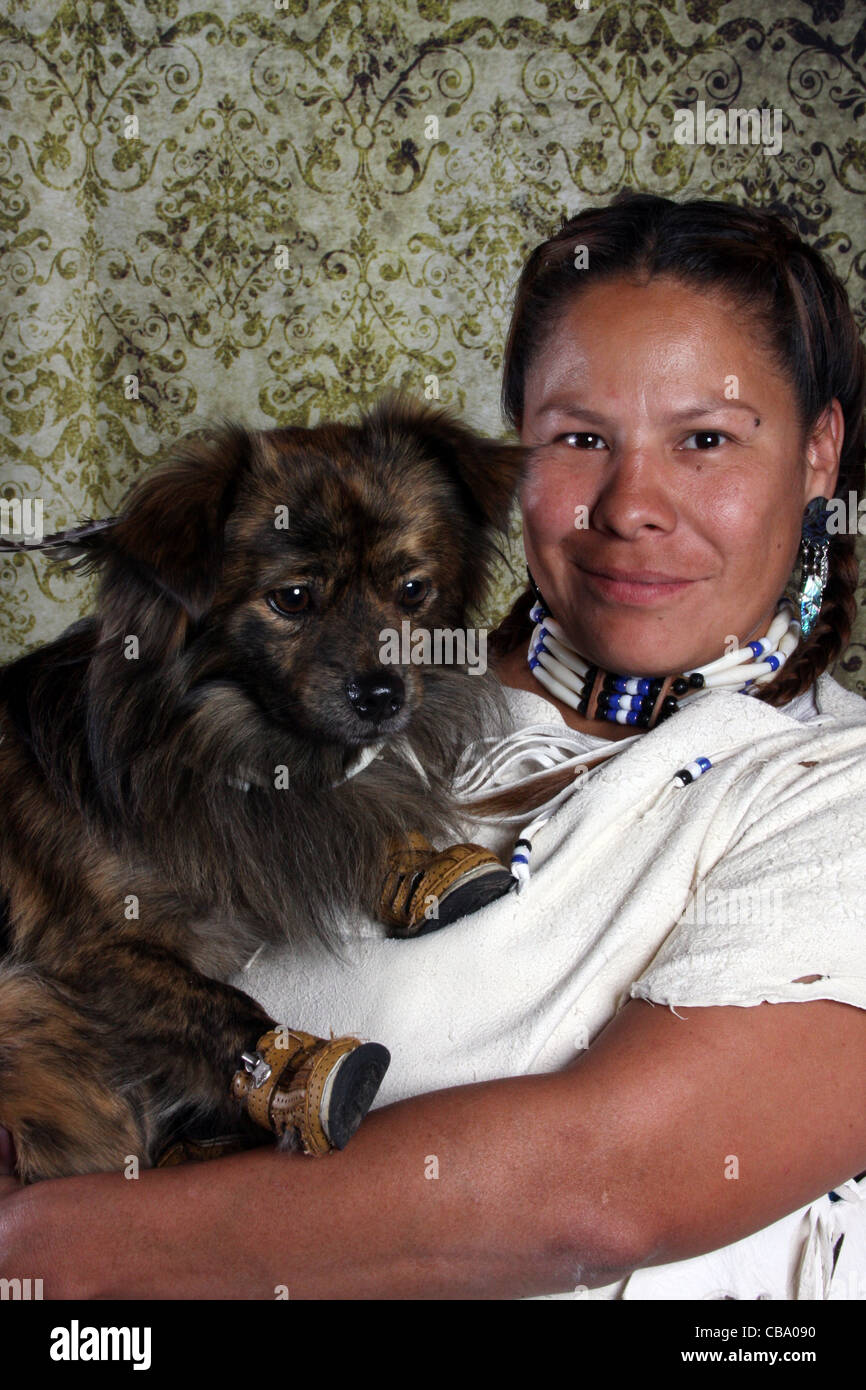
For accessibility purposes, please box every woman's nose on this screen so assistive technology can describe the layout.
[589,450,678,539]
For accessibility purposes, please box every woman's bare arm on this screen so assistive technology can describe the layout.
[2,994,865,1300]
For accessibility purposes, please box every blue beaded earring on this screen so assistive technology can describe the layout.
[799,497,831,638]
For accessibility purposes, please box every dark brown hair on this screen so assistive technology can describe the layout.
[491,190,866,707]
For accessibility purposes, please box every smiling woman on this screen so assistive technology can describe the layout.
[2,192,866,1304]
[520,274,832,667]
[494,192,862,720]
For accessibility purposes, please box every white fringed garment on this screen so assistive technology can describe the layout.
[231,672,866,1300]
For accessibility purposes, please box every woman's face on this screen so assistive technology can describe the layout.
[518,274,843,675]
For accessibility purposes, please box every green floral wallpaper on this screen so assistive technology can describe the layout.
[3,0,866,689]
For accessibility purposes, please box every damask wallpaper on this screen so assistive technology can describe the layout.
[2,0,866,688]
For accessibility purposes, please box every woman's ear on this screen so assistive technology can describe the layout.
[804,398,845,505]
[98,422,255,624]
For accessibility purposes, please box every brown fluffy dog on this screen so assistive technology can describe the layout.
[0,394,524,1181]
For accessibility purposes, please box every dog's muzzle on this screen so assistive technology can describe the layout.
[345,671,405,723]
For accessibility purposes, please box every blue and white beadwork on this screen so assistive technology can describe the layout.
[528,597,801,724]
[672,756,712,787]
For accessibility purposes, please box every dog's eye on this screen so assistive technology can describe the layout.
[267,586,311,617]
[399,578,430,609]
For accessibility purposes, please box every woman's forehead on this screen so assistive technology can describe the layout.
[521,277,788,411]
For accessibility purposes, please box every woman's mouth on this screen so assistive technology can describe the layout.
[578,565,697,606]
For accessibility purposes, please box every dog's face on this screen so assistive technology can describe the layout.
[84,394,525,754]
[217,429,487,745]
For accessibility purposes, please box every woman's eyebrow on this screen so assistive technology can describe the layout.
[665,399,763,422]
[535,402,607,425]
[535,399,762,424]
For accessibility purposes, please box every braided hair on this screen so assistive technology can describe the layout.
[492,191,866,706]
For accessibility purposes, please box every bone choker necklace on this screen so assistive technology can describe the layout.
[527,596,801,730]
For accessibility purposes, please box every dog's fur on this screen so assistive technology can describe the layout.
[0,394,524,1181]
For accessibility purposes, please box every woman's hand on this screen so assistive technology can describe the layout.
[0,1124,115,1300]
[0,1125,42,1294]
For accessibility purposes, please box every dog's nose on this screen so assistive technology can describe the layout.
[346,672,405,722]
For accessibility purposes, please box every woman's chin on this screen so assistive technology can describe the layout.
[570,629,712,677]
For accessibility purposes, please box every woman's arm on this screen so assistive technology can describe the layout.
[3,994,865,1300]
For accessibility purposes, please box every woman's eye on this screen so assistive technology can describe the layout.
[267,586,311,617]
[399,578,430,608]
[681,430,729,450]
[560,432,607,450]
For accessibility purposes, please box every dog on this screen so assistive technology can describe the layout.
[0,393,524,1181]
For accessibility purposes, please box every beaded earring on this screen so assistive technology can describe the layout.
[799,497,831,638]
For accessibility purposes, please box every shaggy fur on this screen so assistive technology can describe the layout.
[0,393,525,1181]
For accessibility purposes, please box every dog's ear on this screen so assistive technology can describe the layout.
[95,422,255,623]
[361,391,527,530]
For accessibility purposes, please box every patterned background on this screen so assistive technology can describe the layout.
[3,0,866,690]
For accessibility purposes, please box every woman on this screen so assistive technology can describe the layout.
[2,191,866,1300]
